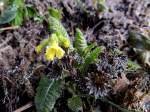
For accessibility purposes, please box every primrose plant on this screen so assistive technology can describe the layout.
[36,7,70,61]
[34,7,103,112]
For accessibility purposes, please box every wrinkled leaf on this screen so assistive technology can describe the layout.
[12,0,24,7]
[11,8,23,26]
[35,76,62,112]
[82,47,102,71]
[11,0,25,26]
[48,16,68,38]
[68,96,82,112]
[48,7,62,20]
[25,4,37,18]
[74,28,87,54]
[0,5,17,24]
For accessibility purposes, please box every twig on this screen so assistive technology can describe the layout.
[85,20,104,37]
[98,97,136,112]
[0,26,19,32]
[13,101,33,112]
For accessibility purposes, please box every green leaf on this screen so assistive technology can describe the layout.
[11,8,24,26]
[127,60,141,71]
[48,7,62,20]
[0,5,17,24]
[12,0,24,7]
[11,0,25,26]
[34,15,44,23]
[97,0,107,12]
[82,47,101,71]
[68,96,82,112]
[74,28,87,54]
[35,76,62,112]
[25,4,37,18]
[48,16,69,38]
[83,44,95,56]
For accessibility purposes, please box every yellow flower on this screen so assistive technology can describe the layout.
[45,45,65,61]
[36,32,70,61]
[45,34,65,61]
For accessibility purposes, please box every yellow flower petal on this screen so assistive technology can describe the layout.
[45,45,65,61]
[44,33,66,61]
[45,47,56,60]
[56,46,65,59]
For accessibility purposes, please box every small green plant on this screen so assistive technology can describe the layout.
[36,33,70,61]
[11,0,38,26]
[35,7,70,61]
[0,0,38,25]
[35,7,104,112]
[74,28,102,72]
[35,26,101,112]
[82,47,101,71]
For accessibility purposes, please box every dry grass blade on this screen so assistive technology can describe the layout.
[13,102,33,112]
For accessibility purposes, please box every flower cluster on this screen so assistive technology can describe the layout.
[36,33,70,61]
